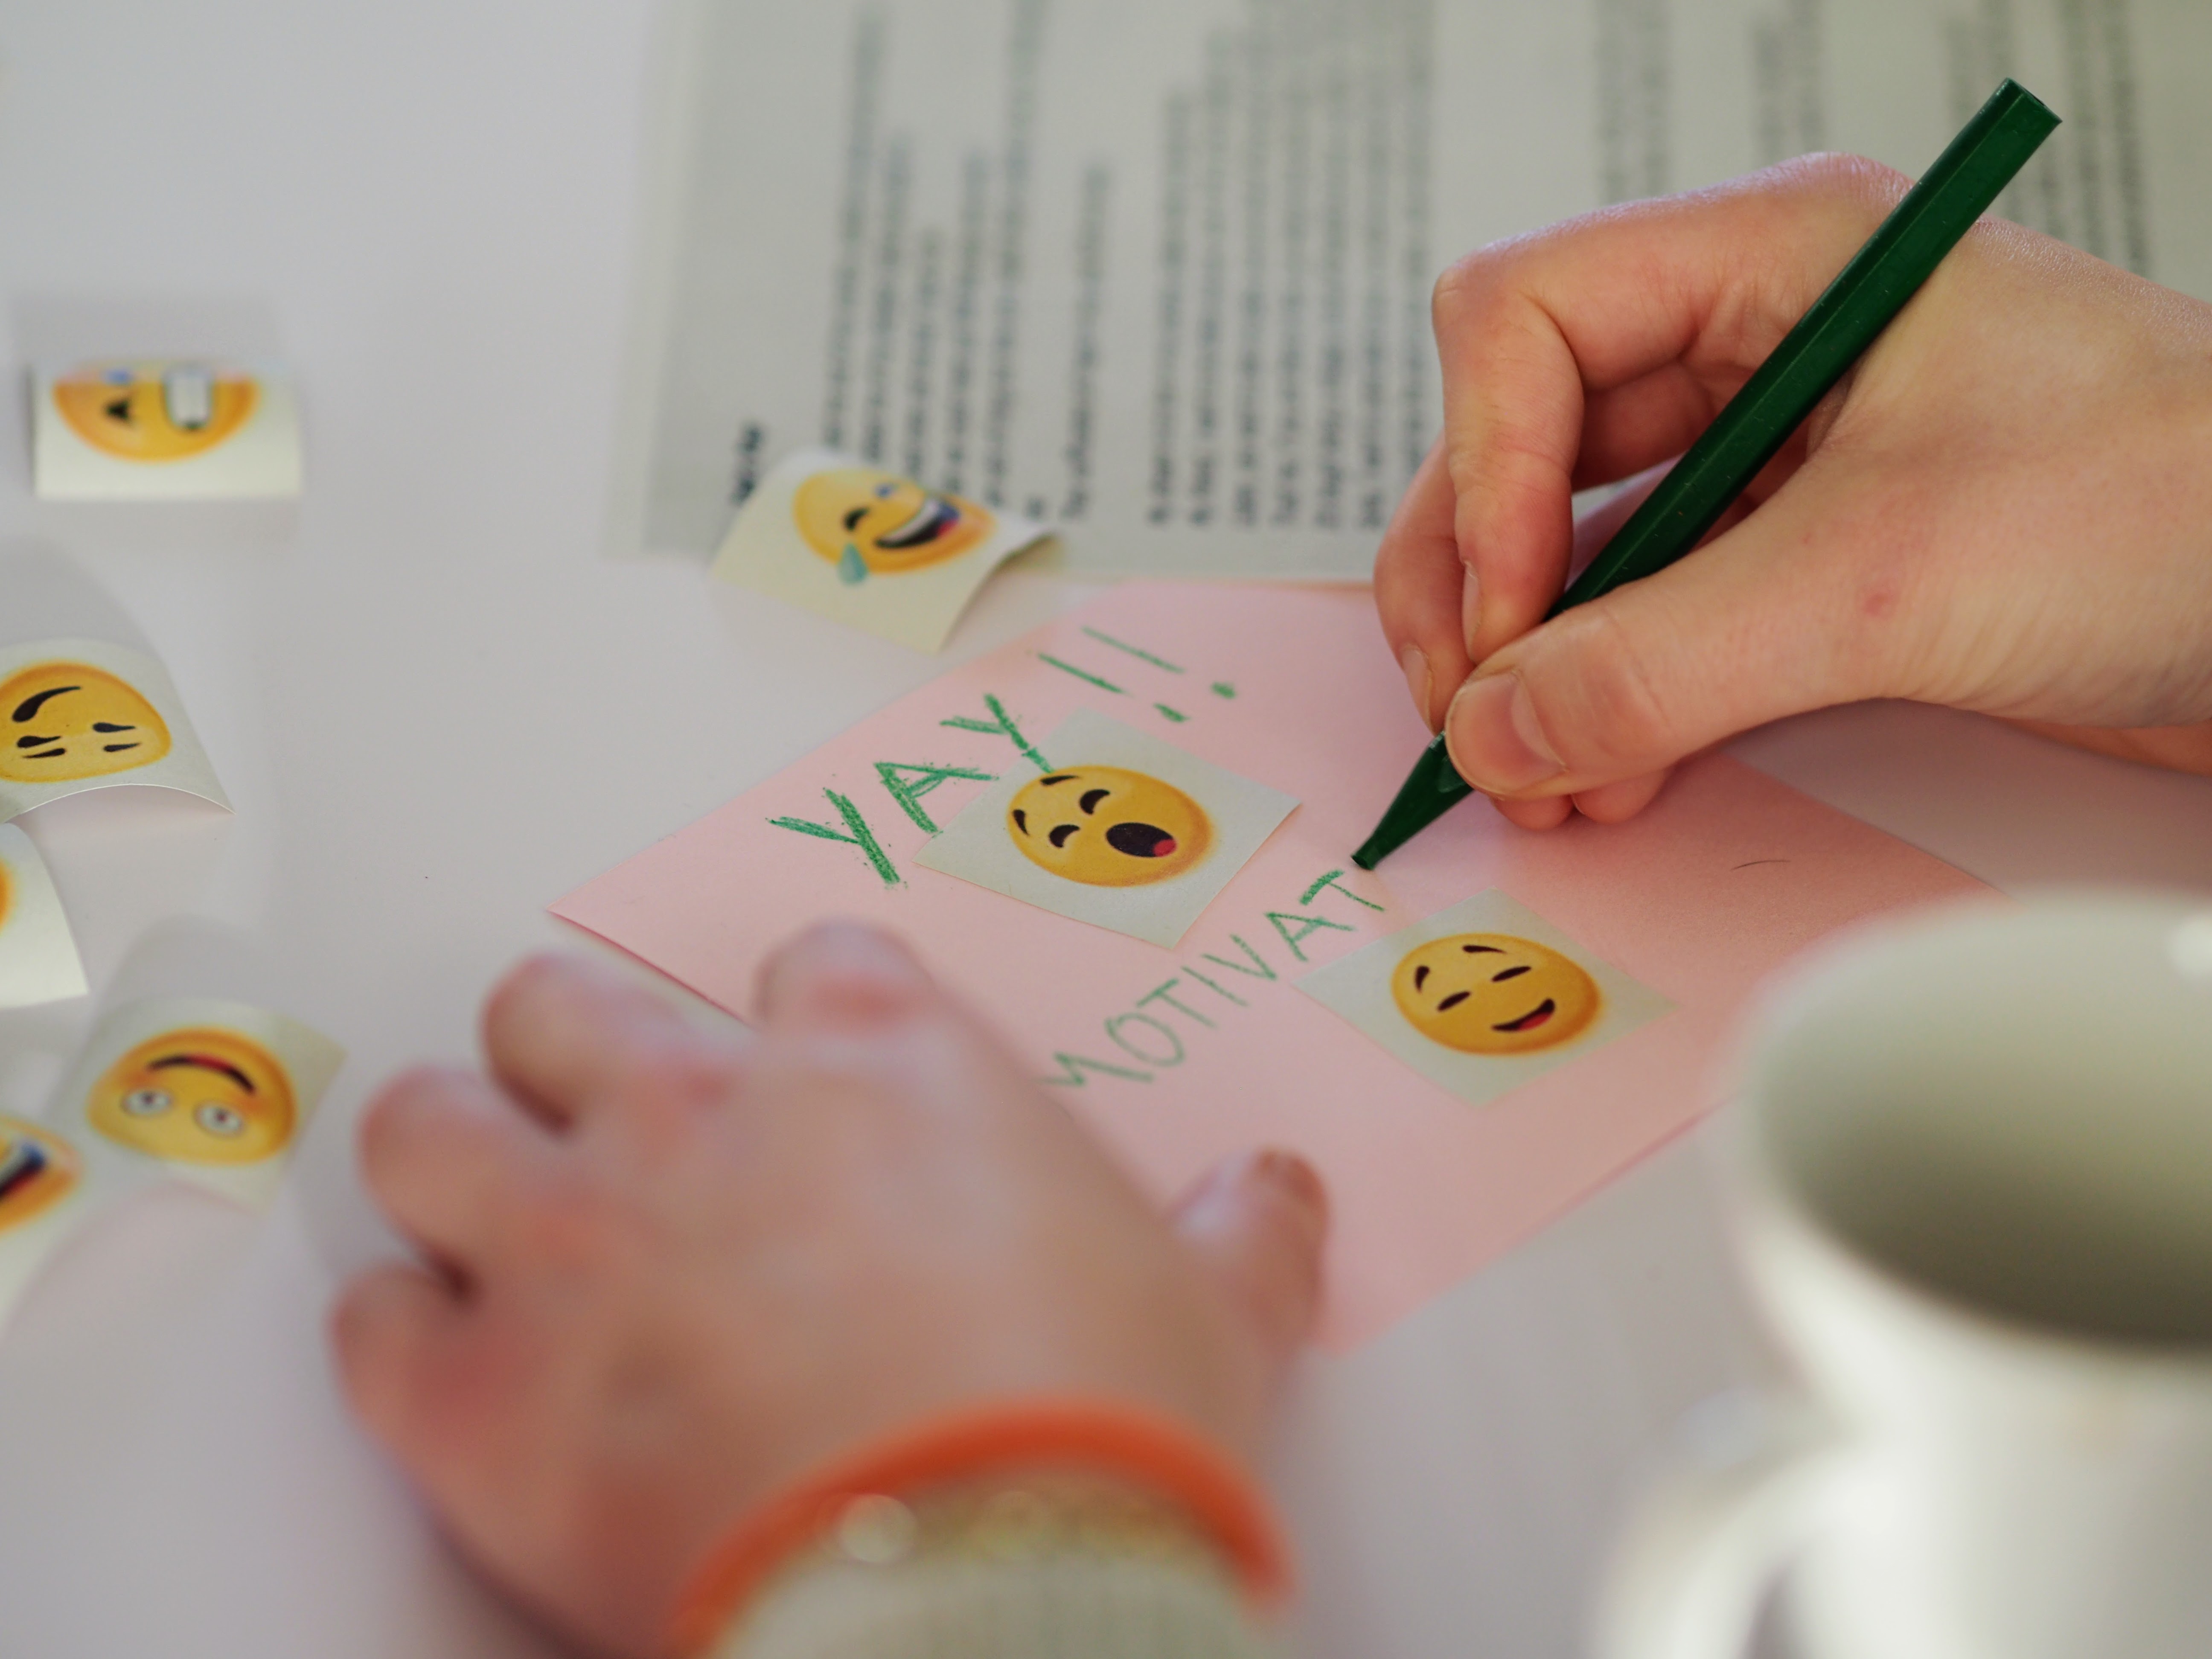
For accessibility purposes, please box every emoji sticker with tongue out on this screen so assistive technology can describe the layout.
[1007,765,1214,888]
[1391,933,1601,1056]
[792,467,995,584]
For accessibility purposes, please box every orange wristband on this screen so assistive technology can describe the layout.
[667,1397,1292,1655]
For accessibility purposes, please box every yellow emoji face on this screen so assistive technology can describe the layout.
[0,662,172,784]
[0,1116,80,1234]
[87,1027,297,1165]
[1007,766,1213,887]
[1391,933,1601,1056]
[792,468,994,582]
[52,361,258,462]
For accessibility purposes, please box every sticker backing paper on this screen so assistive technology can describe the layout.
[0,824,88,1010]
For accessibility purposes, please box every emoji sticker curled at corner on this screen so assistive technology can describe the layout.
[51,362,259,464]
[87,1027,297,1165]
[1391,933,1602,1056]
[1007,765,1215,888]
[0,860,10,932]
[792,468,995,583]
[0,1117,80,1234]
[0,661,173,785]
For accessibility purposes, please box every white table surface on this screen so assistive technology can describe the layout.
[3,7,2210,1656]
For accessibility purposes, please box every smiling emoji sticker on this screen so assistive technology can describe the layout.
[1391,933,1601,1056]
[0,1117,79,1234]
[792,467,995,582]
[1007,765,1214,887]
[51,362,259,464]
[0,661,172,784]
[87,1027,297,1165]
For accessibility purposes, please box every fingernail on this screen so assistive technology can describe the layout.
[1461,569,1484,658]
[760,922,928,1017]
[1445,673,1562,793]
[802,920,923,974]
[1194,1148,1327,1221]
[1249,1150,1329,1222]
[1398,645,1434,729]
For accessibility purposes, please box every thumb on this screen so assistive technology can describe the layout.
[1172,1151,1329,1364]
[1441,483,1897,796]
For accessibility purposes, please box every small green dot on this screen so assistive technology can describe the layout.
[1211,681,1236,699]
[1155,704,1190,723]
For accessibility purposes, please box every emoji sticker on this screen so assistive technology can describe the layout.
[792,467,995,582]
[0,661,173,785]
[51,362,259,463]
[87,1027,298,1166]
[0,1117,79,1234]
[1297,889,1674,1109]
[917,708,1299,948]
[1391,933,1601,1055]
[1007,765,1215,887]
[0,859,9,932]
[711,448,1050,652]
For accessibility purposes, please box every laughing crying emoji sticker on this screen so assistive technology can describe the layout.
[0,1117,79,1234]
[792,467,995,584]
[1007,765,1215,887]
[51,362,259,464]
[1390,933,1601,1056]
[0,661,172,784]
[87,1027,298,1165]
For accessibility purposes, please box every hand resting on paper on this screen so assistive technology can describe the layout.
[1377,151,2212,830]
[333,925,1323,1658]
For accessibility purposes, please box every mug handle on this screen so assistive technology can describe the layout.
[1596,1397,1854,1659]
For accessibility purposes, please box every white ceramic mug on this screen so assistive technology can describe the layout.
[1600,891,2212,1659]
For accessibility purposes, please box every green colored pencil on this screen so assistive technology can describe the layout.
[1352,79,2059,870]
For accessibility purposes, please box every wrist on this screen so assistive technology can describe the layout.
[710,1476,1279,1659]
[668,1397,1292,1656]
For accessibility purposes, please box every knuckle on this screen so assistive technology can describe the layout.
[615,1044,740,1117]
[507,1165,628,1274]
[1543,607,1681,773]
[1431,244,1516,332]
[1793,150,1909,201]
[1760,152,1912,231]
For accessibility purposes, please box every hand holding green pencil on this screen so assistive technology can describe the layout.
[1359,80,2058,866]
[1367,82,2212,864]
